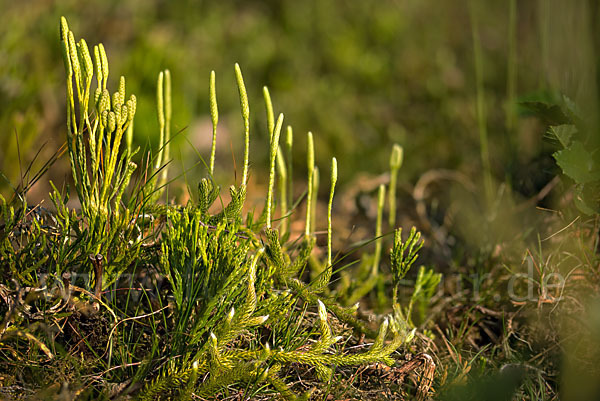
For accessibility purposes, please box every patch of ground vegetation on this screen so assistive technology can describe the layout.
[1,2,600,400]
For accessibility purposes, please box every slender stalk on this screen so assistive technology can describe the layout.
[373,184,385,275]
[344,184,386,306]
[235,63,250,187]
[327,158,338,266]
[152,69,172,199]
[276,147,288,234]
[311,166,319,234]
[161,70,172,186]
[209,70,218,176]
[156,71,165,171]
[278,124,293,235]
[285,126,293,209]
[266,114,284,229]
[305,132,314,236]
[264,87,289,232]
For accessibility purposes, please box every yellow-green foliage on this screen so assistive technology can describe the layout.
[0,17,433,400]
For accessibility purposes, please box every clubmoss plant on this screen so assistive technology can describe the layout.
[0,17,433,400]
[390,226,424,306]
[60,17,139,219]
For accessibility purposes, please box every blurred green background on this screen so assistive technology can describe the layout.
[0,0,598,204]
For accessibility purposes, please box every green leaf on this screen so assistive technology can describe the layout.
[553,141,600,184]
[548,124,577,148]
[519,101,571,126]
[574,183,600,215]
